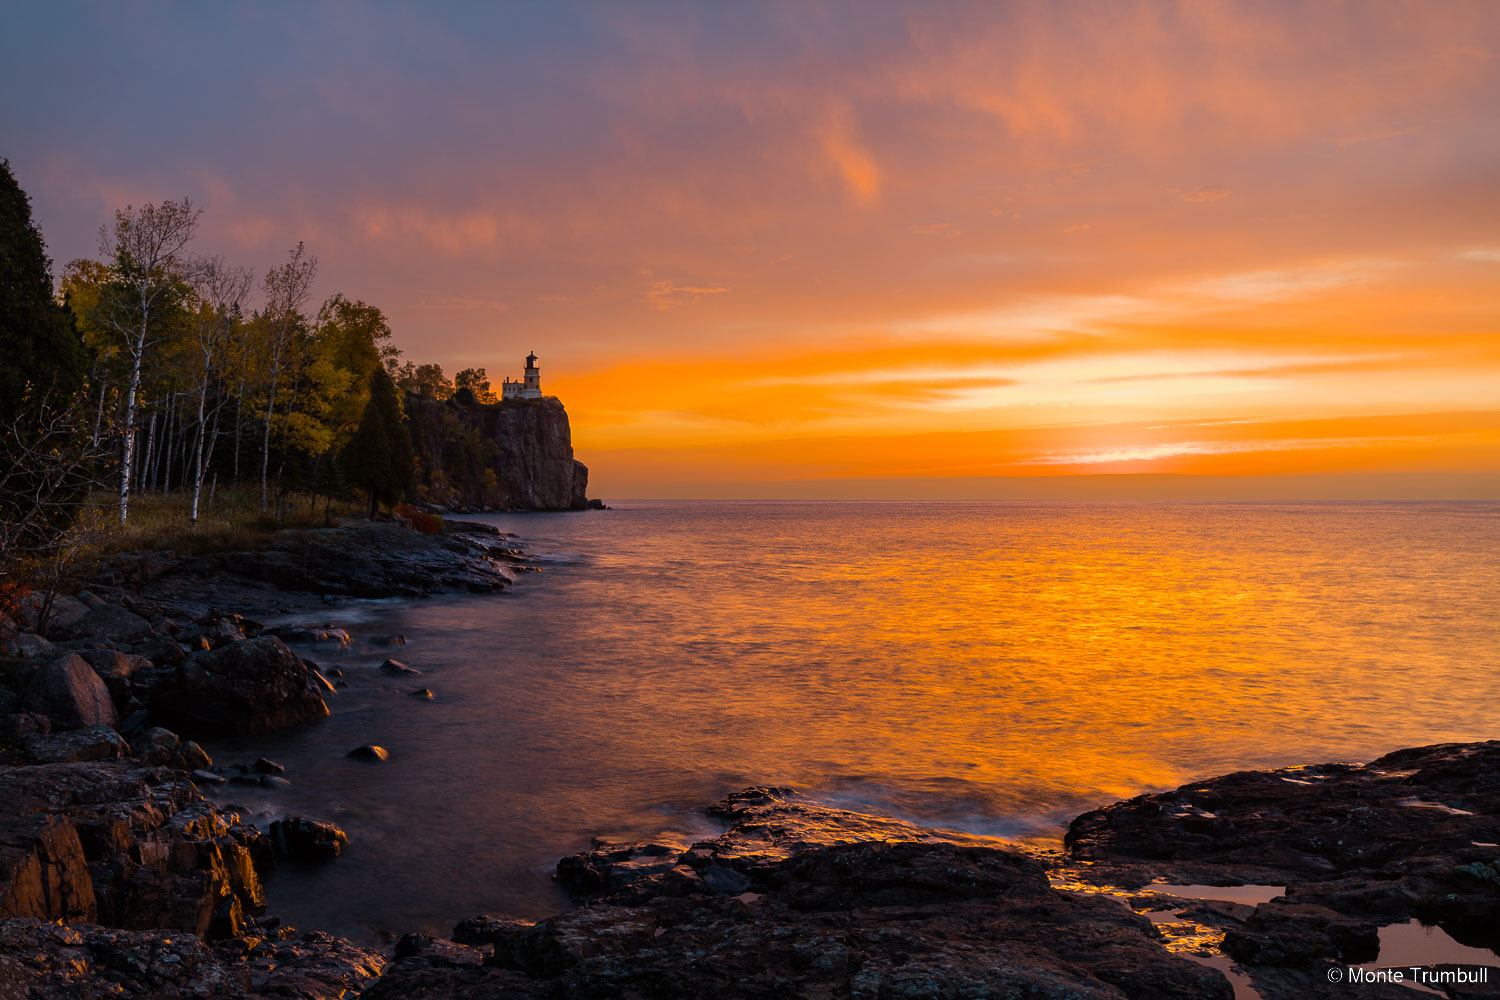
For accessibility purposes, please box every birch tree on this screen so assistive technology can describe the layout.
[258,242,317,513]
[187,255,253,524]
[95,200,200,524]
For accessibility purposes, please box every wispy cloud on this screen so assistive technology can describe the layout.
[1181,185,1231,203]
[646,280,731,311]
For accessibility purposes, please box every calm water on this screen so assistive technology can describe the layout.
[203,500,1500,942]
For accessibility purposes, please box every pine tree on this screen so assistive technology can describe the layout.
[0,159,93,586]
[0,159,84,426]
[341,365,414,518]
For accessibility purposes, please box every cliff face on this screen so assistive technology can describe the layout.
[473,397,588,511]
[406,395,588,511]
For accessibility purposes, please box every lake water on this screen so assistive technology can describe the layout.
[202,500,1500,943]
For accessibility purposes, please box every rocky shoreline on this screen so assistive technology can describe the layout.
[1,522,1496,998]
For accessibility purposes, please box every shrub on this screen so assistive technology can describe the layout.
[395,503,444,535]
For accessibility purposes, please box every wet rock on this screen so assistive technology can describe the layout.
[253,757,285,774]
[408,687,433,699]
[139,725,181,765]
[452,913,531,946]
[22,726,130,764]
[346,744,389,761]
[216,521,510,597]
[309,667,338,695]
[149,635,329,736]
[272,625,353,648]
[0,918,387,999]
[392,932,484,968]
[69,604,155,642]
[379,658,421,676]
[260,774,292,789]
[180,740,211,770]
[376,634,407,646]
[1222,901,1379,967]
[191,769,226,785]
[1067,740,1500,975]
[21,654,119,730]
[270,816,348,862]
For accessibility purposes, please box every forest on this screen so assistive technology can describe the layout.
[0,159,523,595]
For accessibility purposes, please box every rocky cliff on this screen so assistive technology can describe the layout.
[406,395,588,511]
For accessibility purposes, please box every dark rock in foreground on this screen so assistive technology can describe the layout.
[20,654,118,731]
[270,816,348,863]
[1067,740,1500,998]
[0,758,268,938]
[371,787,1230,1000]
[0,918,386,999]
[216,521,513,598]
[149,635,330,737]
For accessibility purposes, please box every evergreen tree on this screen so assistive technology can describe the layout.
[0,159,94,589]
[341,365,414,518]
[0,159,84,425]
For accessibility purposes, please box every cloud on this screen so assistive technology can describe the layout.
[646,280,731,311]
[1333,127,1416,148]
[1181,185,1231,203]
[1458,248,1500,262]
[1063,224,1091,234]
[815,103,881,206]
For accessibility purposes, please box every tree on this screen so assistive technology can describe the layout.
[388,360,453,400]
[454,367,496,404]
[0,159,84,427]
[0,160,97,591]
[257,242,317,512]
[186,256,252,524]
[341,365,414,518]
[94,198,200,523]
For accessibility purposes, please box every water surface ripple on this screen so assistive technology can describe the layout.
[204,500,1500,941]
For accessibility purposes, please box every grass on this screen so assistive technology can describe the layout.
[91,487,366,557]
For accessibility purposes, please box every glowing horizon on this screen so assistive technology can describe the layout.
[5,2,1498,498]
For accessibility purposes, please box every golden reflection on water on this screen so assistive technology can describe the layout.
[524,500,1500,832]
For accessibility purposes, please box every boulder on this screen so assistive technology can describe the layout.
[76,648,152,681]
[68,604,155,642]
[379,658,421,676]
[21,655,119,730]
[149,636,329,737]
[8,633,57,660]
[273,625,353,647]
[22,726,130,764]
[346,745,389,762]
[269,816,348,862]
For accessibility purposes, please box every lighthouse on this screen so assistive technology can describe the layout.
[501,352,544,400]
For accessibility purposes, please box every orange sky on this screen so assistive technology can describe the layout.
[7,2,1500,497]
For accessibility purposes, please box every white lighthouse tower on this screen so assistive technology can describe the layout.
[501,351,543,400]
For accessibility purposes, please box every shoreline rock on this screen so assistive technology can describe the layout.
[1,745,1497,997]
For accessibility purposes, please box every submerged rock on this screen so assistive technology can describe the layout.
[379,658,421,676]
